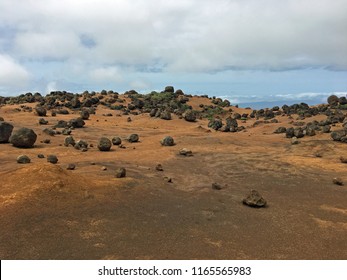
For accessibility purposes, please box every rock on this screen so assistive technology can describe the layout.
[64,136,75,147]
[54,120,68,128]
[80,110,90,120]
[127,134,139,143]
[160,110,172,120]
[164,86,174,93]
[208,119,223,130]
[285,127,295,138]
[183,110,196,122]
[327,95,339,106]
[35,106,46,116]
[0,117,4,121]
[112,137,122,145]
[164,176,172,183]
[305,126,316,136]
[212,183,222,190]
[291,136,299,145]
[274,127,286,134]
[127,117,132,122]
[332,177,343,186]
[17,155,31,164]
[156,164,164,171]
[179,148,193,156]
[0,122,14,143]
[74,140,88,150]
[161,136,175,146]
[38,118,48,125]
[294,127,305,138]
[47,154,58,164]
[115,167,126,178]
[331,130,346,141]
[42,139,51,144]
[68,118,85,128]
[98,137,112,151]
[101,166,107,171]
[322,125,331,133]
[37,154,45,158]
[66,163,76,170]
[62,128,72,135]
[242,190,267,207]
[43,128,56,136]
[9,128,37,148]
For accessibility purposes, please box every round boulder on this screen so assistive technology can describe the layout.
[183,110,196,122]
[0,122,14,143]
[161,136,175,146]
[127,134,139,143]
[115,167,126,178]
[47,154,58,164]
[98,137,112,151]
[112,137,122,145]
[9,128,37,148]
[17,155,31,164]
[35,106,47,116]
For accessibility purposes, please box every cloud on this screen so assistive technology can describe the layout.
[89,66,123,83]
[0,53,29,87]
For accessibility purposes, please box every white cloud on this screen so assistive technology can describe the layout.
[89,66,123,83]
[0,53,29,86]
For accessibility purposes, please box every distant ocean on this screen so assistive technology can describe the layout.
[237,99,324,110]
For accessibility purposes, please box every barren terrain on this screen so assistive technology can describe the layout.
[0,92,346,259]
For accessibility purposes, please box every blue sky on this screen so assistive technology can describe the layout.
[0,0,346,105]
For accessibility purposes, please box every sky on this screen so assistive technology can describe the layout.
[0,0,346,105]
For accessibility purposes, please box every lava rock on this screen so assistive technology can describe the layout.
[98,137,112,151]
[115,167,126,178]
[64,136,75,147]
[183,110,196,122]
[9,128,37,148]
[161,136,175,146]
[0,122,14,143]
[47,154,58,164]
[35,106,46,116]
[127,134,139,143]
[112,137,122,145]
[17,155,31,164]
[242,190,267,207]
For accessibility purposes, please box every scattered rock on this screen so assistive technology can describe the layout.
[68,118,85,128]
[74,140,88,150]
[242,190,267,207]
[127,117,132,122]
[66,163,76,170]
[127,133,139,143]
[42,139,51,144]
[17,155,31,164]
[80,110,90,120]
[101,166,107,171]
[35,106,46,116]
[179,148,193,156]
[38,118,48,125]
[9,127,37,148]
[156,164,164,171]
[331,130,346,141]
[332,177,343,186]
[340,156,347,163]
[274,127,286,134]
[164,176,172,183]
[47,154,58,164]
[291,137,299,145]
[0,122,14,143]
[37,154,45,158]
[98,137,112,151]
[161,136,175,146]
[115,167,126,178]
[112,137,122,145]
[64,136,76,147]
[43,128,56,136]
[212,182,223,190]
[183,110,196,122]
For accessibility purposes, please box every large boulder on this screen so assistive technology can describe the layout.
[35,106,47,116]
[327,95,339,106]
[68,118,85,128]
[9,128,37,148]
[98,137,112,151]
[0,122,14,143]
[183,110,196,122]
[127,134,139,143]
[331,130,346,141]
[161,136,175,146]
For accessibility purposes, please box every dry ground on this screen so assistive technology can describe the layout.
[0,96,346,259]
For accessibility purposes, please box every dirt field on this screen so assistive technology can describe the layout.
[1,96,346,259]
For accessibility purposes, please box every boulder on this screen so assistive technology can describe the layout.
[112,137,122,145]
[64,136,75,147]
[80,110,90,120]
[35,106,46,116]
[17,155,31,164]
[47,154,58,164]
[127,134,139,143]
[274,127,287,134]
[0,122,14,143]
[161,136,175,146]
[98,137,112,151]
[115,167,126,178]
[331,130,346,141]
[183,110,196,122]
[9,128,37,148]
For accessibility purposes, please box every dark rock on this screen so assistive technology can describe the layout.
[112,137,122,145]
[35,106,46,116]
[327,95,339,105]
[331,130,346,141]
[62,128,72,135]
[37,154,45,158]
[212,183,223,190]
[47,154,58,164]
[274,127,286,134]
[43,128,56,136]
[208,119,223,130]
[339,156,347,163]
[115,167,126,178]
[64,136,75,147]
[183,110,196,122]
[42,139,51,144]
[38,118,48,125]
[9,128,37,148]
[80,110,90,120]
[127,134,139,143]
[242,190,267,207]
[305,126,316,136]
[74,140,88,150]
[161,136,175,146]
[156,164,164,171]
[67,163,76,170]
[17,155,31,164]
[322,125,331,133]
[285,127,295,138]
[291,137,299,145]
[332,177,343,186]
[0,122,14,143]
[54,120,68,128]
[160,110,172,120]
[164,86,174,93]
[68,118,85,128]
[98,137,112,151]
[294,127,305,138]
